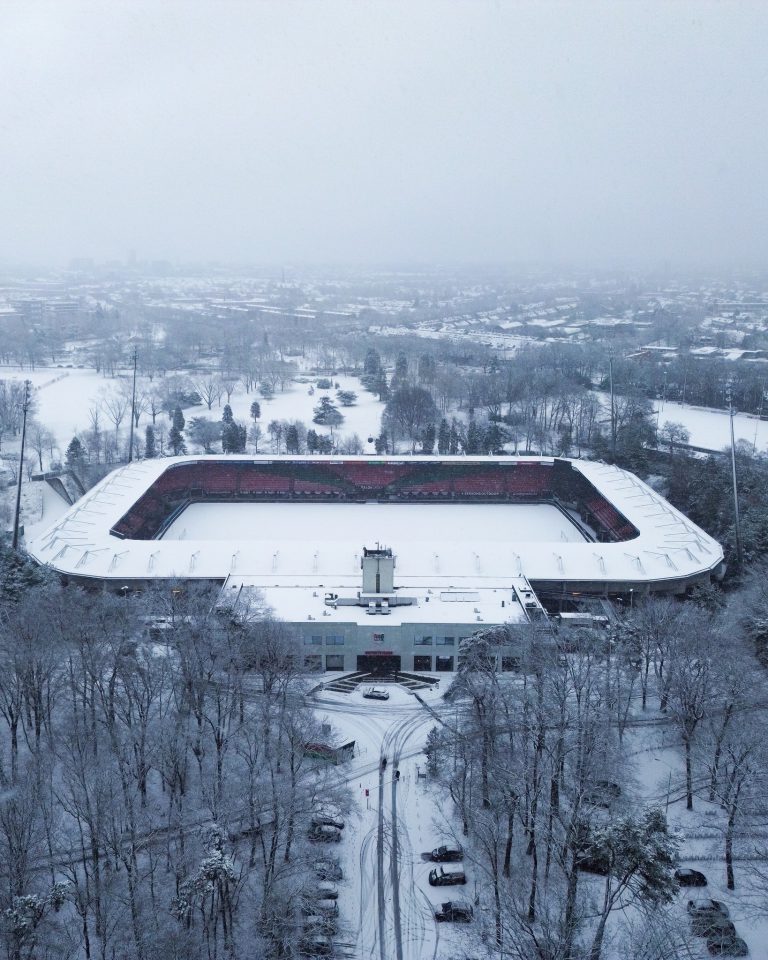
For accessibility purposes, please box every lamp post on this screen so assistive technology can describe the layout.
[12,380,31,550]
[654,757,673,817]
[727,384,743,568]
[608,348,616,462]
[128,346,138,462]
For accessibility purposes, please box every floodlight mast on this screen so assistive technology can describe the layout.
[608,348,616,462]
[128,346,138,463]
[727,384,743,568]
[12,380,31,550]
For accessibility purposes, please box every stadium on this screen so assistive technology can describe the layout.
[26,455,724,676]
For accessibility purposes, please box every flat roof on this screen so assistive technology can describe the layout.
[226,582,528,627]
[25,455,724,589]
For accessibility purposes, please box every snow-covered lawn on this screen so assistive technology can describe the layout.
[0,365,386,464]
[211,374,385,449]
[161,501,587,545]
[653,398,768,454]
[0,365,117,461]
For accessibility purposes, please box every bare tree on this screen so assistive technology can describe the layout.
[100,390,129,450]
[195,376,224,411]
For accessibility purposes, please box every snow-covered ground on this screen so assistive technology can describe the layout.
[207,374,385,450]
[317,677,768,960]
[0,366,386,465]
[161,501,586,545]
[653,398,768,454]
[312,682,473,960]
[0,366,114,461]
[629,725,768,959]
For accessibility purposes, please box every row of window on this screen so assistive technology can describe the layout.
[305,635,462,647]
[302,654,456,672]
[305,636,345,646]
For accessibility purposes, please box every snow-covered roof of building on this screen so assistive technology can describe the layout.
[25,455,724,590]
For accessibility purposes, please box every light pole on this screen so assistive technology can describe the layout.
[12,380,31,550]
[654,757,673,817]
[608,348,616,462]
[128,346,138,462]
[727,384,743,568]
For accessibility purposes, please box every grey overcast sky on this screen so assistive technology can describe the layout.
[1,0,766,268]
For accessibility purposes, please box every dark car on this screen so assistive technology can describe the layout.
[688,900,729,919]
[302,914,336,937]
[312,811,345,831]
[583,780,622,808]
[431,844,464,863]
[675,868,708,887]
[308,823,342,843]
[692,916,737,939]
[428,867,467,887]
[363,687,390,701]
[435,899,474,923]
[576,853,610,875]
[313,858,343,881]
[303,881,339,901]
[707,934,749,957]
[298,933,333,956]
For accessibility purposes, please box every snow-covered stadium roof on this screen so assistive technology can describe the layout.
[25,455,724,592]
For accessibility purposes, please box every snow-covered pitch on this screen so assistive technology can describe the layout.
[25,455,724,594]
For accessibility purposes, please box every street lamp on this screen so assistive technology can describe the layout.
[654,757,673,817]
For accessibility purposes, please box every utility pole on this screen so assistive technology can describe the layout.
[128,346,138,463]
[608,348,616,461]
[12,380,31,550]
[727,385,743,568]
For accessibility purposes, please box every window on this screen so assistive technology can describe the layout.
[414,636,433,646]
[372,633,384,643]
[325,654,345,671]
[305,636,323,646]
[435,656,454,672]
[304,655,322,672]
[436,636,455,646]
[413,655,432,671]
[325,635,344,645]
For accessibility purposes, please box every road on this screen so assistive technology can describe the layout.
[316,691,440,960]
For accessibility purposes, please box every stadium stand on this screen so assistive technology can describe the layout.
[109,458,639,543]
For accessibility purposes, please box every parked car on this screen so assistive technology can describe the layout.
[692,916,737,939]
[363,687,390,701]
[707,934,749,956]
[688,900,729,919]
[431,844,463,863]
[583,780,622,807]
[302,914,336,937]
[312,811,345,831]
[309,823,342,843]
[428,866,467,887]
[675,868,708,887]
[576,853,610,875]
[301,898,339,918]
[298,933,333,956]
[434,899,474,923]
[303,881,339,900]
[313,858,343,881]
